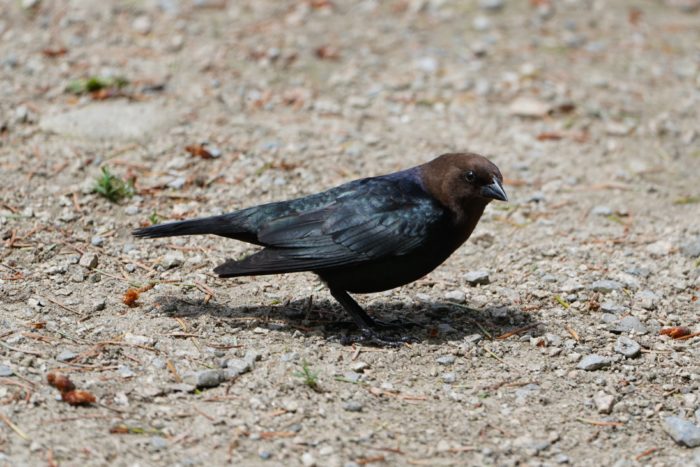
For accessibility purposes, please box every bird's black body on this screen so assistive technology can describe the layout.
[133,153,507,344]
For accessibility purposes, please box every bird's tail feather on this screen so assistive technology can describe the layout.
[132,214,255,241]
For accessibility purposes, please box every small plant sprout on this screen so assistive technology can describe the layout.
[149,210,160,225]
[294,361,321,392]
[94,167,135,203]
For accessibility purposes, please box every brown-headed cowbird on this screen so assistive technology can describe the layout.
[133,152,507,344]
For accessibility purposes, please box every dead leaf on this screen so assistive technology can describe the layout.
[315,45,340,60]
[47,372,76,392]
[62,390,96,406]
[123,289,139,308]
[660,327,691,339]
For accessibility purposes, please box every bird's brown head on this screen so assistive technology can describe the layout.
[420,152,507,217]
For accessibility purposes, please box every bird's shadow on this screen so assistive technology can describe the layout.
[150,295,539,345]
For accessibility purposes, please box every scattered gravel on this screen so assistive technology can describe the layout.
[1,1,699,465]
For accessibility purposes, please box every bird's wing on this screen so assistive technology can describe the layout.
[214,181,446,277]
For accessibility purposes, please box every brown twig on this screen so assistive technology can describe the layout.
[0,413,30,440]
[496,322,542,340]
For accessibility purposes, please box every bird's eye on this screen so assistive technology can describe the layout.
[465,171,476,182]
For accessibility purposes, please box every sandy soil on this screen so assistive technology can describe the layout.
[1,1,699,466]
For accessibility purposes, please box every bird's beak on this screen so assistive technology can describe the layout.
[481,178,508,201]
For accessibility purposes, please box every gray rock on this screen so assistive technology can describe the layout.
[343,401,363,412]
[301,452,316,467]
[465,270,490,285]
[442,373,456,384]
[594,391,615,414]
[0,365,13,377]
[472,15,491,31]
[79,253,98,269]
[224,358,252,377]
[91,236,104,247]
[342,372,362,383]
[662,416,700,448]
[610,316,648,335]
[592,206,613,216]
[56,350,78,362]
[600,301,625,314]
[40,102,178,142]
[444,290,466,303]
[118,365,134,378]
[646,240,673,257]
[183,369,225,388]
[124,333,154,346]
[479,0,504,12]
[244,350,261,367]
[561,280,584,293]
[681,237,700,258]
[437,323,456,334]
[614,336,641,358]
[132,15,152,35]
[150,436,168,451]
[590,280,623,293]
[436,355,456,365]
[635,290,659,310]
[162,251,184,269]
[280,352,299,362]
[92,298,106,312]
[350,361,370,373]
[577,354,611,371]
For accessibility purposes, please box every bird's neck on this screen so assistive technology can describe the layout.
[450,201,489,247]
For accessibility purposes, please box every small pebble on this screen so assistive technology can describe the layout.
[224,359,252,377]
[183,369,224,388]
[350,361,370,373]
[442,372,456,384]
[343,401,363,412]
[301,452,316,467]
[91,236,104,247]
[436,355,456,365]
[590,280,622,293]
[577,354,610,371]
[0,365,14,377]
[663,416,700,448]
[79,253,98,269]
[614,336,641,358]
[479,0,504,11]
[162,251,184,269]
[610,316,648,335]
[593,391,615,414]
[464,270,490,285]
[150,436,168,451]
[444,290,465,302]
[592,206,613,216]
[56,350,77,362]
[132,15,152,35]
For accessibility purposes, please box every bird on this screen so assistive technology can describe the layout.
[133,152,507,345]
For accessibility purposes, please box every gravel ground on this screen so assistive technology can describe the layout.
[1,1,700,466]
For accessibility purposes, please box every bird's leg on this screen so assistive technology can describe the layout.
[328,288,414,346]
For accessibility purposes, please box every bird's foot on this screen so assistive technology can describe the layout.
[340,328,416,347]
